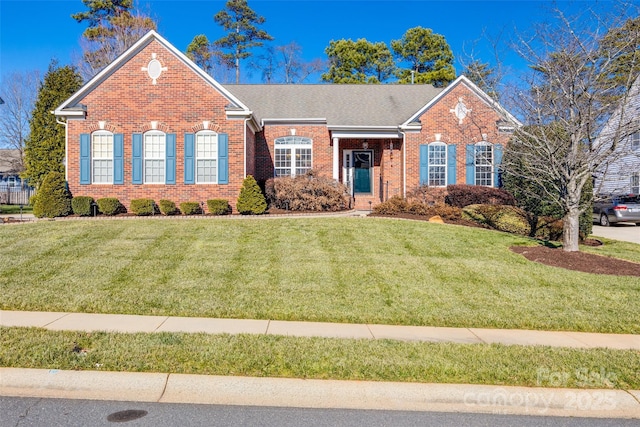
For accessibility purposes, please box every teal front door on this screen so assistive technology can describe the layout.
[353,151,372,194]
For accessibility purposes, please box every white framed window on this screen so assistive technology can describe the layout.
[631,131,640,151]
[428,142,447,187]
[196,130,218,183]
[92,130,113,184]
[475,142,493,187]
[631,172,640,194]
[274,136,312,177]
[144,130,165,184]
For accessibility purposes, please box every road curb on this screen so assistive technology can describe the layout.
[1,368,638,418]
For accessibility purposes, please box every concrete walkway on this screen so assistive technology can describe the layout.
[592,224,640,245]
[2,310,639,350]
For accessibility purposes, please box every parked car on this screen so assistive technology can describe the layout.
[593,194,640,226]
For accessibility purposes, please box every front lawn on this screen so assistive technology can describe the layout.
[0,204,32,214]
[1,217,639,333]
[2,327,638,389]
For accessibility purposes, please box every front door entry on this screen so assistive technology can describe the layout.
[344,150,372,194]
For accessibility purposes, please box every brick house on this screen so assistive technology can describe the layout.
[55,31,518,212]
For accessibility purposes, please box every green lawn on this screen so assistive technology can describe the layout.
[1,217,639,333]
[2,327,638,389]
[0,204,32,214]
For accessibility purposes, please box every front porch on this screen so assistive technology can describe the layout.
[332,137,403,210]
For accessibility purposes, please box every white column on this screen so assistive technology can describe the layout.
[332,137,339,181]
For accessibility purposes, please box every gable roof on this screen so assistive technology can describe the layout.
[224,84,443,128]
[403,75,521,127]
[55,30,251,117]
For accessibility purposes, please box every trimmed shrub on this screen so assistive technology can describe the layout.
[445,184,516,208]
[130,198,156,216]
[537,217,564,241]
[96,198,122,216]
[159,199,179,215]
[372,196,408,215]
[426,204,462,221]
[180,202,202,215]
[32,171,72,218]
[373,196,462,221]
[406,186,448,205]
[237,175,267,215]
[265,172,350,212]
[207,199,231,215]
[462,204,530,235]
[71,196,94,216]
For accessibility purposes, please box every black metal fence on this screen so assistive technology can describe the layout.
[0,183,35,205]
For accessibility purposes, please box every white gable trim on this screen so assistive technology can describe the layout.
[55,30,251,117]
[401,75,521,128]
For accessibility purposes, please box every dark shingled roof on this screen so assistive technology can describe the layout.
[223,84,444,127]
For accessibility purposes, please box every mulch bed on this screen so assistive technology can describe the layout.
[510,245,640,277]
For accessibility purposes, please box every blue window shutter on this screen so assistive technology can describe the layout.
[493,144,503,188]
[184,133,195,184]
[218,133,228,184]
[80,134,91,185]
[465,144,475,185]
[419,144,428,185]
[113,134,124,184]
[166,133,176,184]
[447,144,457,185]
[132,133,143,184]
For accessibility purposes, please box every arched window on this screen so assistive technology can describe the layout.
[92,130,113,184]
[196,130,218,183]
[274,136,312,177]
[144,130,165,183]
[474,141,493,187]
[427,142,447,187]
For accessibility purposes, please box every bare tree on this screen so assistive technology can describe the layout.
[502,6,640,251]
[73,2,156,80]
[0,70,40,175]
[251,42,324,84]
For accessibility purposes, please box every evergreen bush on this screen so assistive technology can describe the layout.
[207,199,231,215]
[159,199,178,215]
[71,196,94,216]
[96,198,122,215]
[462,204,530,235]
[130,198,156,216]
[32,171,72,218]
[180,202,202,215]
[237,175,267,215]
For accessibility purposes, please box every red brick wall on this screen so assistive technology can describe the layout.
[67,39,248,212]
[255,125,333,184]
[404,82,512,193]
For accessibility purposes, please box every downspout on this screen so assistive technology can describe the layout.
[54,113,68,181]
[399,128,407,198]
[243,117,249,178]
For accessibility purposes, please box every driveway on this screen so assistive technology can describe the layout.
[592,223,640,244]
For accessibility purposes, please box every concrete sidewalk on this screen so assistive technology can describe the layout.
[1,310,639,350]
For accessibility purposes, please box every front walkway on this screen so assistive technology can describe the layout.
[1,310,638,350]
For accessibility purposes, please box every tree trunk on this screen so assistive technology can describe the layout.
[562,209,580,252]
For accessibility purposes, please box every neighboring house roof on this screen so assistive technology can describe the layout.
[223,84,443,127]
[0,149,23,176]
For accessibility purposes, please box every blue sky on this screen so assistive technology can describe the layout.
[0,0,634,84]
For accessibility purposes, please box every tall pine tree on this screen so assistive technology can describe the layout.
[22,62,83,188]
[213,0,273,83]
